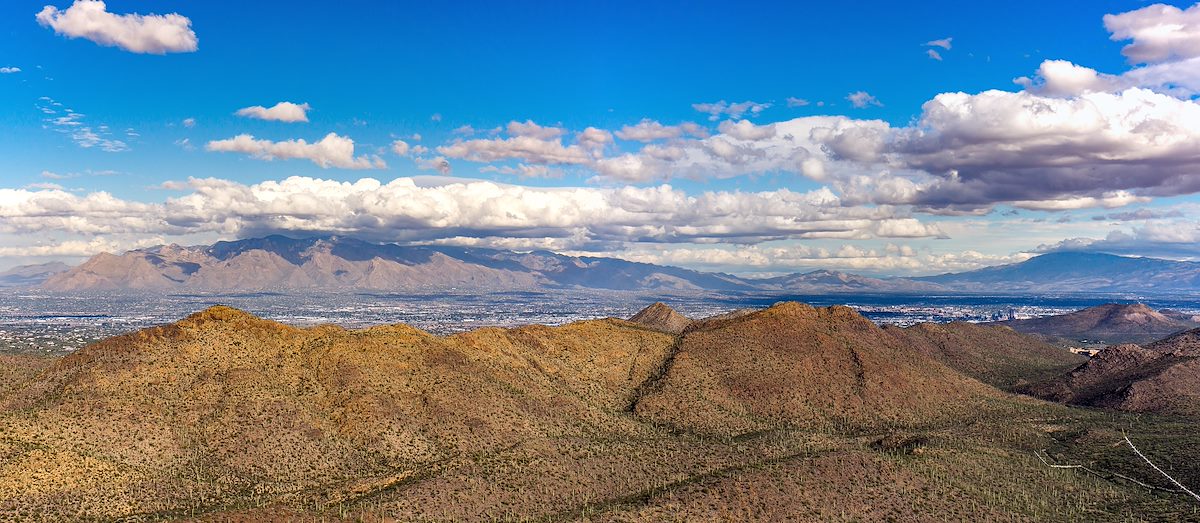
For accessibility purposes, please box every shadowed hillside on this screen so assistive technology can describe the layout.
[1,305,1197,521]
[1026,328,1200,417]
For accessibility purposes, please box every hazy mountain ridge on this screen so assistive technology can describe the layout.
[0,261,70,287]
[916,251,1200,293]
[28,236,1200,294]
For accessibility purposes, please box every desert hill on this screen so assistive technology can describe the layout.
[627,302,692,334]
[996,303,1195,344]
[1023,343,1200,417]
[629,303,1003,437]
[1,304,1197,520]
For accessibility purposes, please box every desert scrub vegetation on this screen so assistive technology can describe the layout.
[0,304,1197,521]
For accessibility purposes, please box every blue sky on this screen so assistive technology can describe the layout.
[3,0,1200,275]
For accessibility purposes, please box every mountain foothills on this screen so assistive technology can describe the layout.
[1,302,1198,520]
[17,235,1200,294]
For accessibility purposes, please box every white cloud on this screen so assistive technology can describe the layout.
[692,100,771,121]
[716,119,776,141]
[610,242,1025,276]
[506,120,565,139]
[0,67,20,74]
[36,97,128,152]
[1010,191,1150,211]
[924,37,953,50]
[926,49,943,61]
[615,119,709,141]
[391,139,410,156]
[182,117,195,128]
[205,133,385,169]
[415,156,451,175]
[1104,3,1200,64]
[438,135,591,165]
[846,91,883,108]
[36,0,198,54]
[234,102,310,123]
[786,97,810,107]
[0,177,941,249]
[0,237,164,258]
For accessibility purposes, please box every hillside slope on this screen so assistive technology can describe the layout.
[883,322,1086,390]
[1026,328,1200,417]
[997,303,1194,344]
[630,303,1002,436]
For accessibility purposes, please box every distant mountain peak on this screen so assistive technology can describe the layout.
[628,302,691,334]
[998,302,1195,344]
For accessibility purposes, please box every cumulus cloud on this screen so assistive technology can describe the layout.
[716,120,776,141]
[0,67,20,74]
[883,88,1200,208]
[692,100,771,121]
[1037,219,1200,259]
[846,91,883,108]
[205,133,385,169]
[506,120,565,139]
[1009,191,1150,211]
[1104,3,1200,64]
[391,139,411,156]
[615,119,709,141]
[36,0,198,54]
[437,121,594,165]
[235,102,310,123]
[0,236,164,258]
[612,242,1026,276]
[0,177,943,250]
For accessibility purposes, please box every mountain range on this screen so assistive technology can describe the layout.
[5,235,1200,294]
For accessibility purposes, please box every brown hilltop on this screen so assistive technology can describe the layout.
[884,321,1086,390]
[630,302,1003,437]
[627,302,692,334]
[997,303,1194,344]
